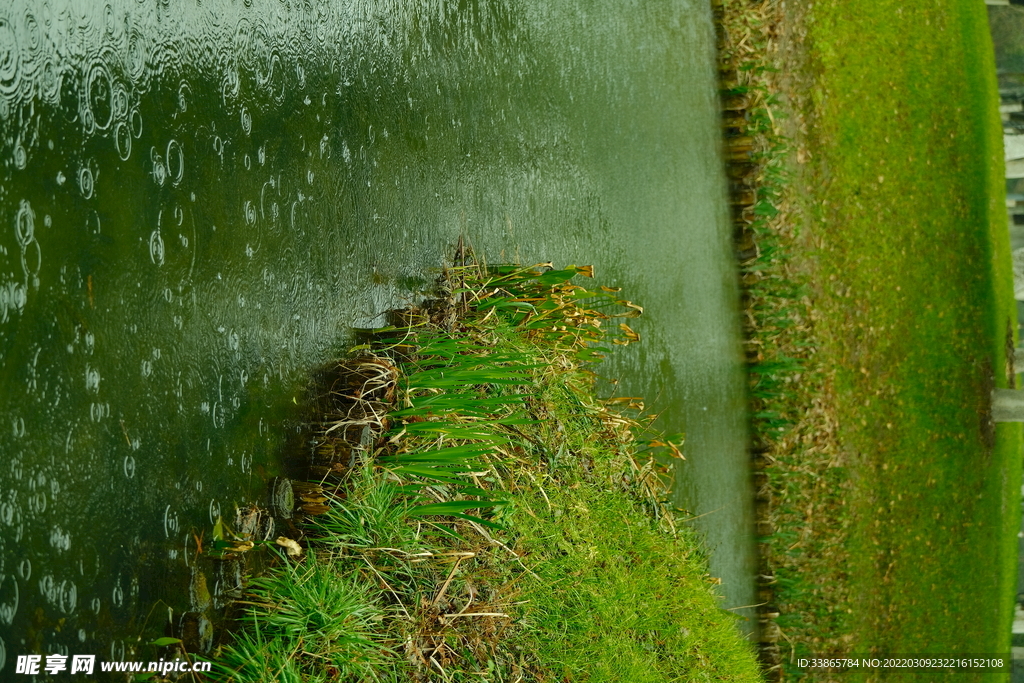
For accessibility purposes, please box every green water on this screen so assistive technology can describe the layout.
[0,0,754,669]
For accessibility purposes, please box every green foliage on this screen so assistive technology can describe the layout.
[216,259,762,682]
[218,555,390,682]
[310,467,419,551]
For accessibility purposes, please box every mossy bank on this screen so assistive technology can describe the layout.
[193,258,764,683]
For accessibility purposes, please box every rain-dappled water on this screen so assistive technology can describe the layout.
[0,0,755,671]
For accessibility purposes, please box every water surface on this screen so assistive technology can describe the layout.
[0,0,755,670]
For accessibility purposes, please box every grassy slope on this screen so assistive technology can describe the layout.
[213,267,764,683]
[791,0,1021,671]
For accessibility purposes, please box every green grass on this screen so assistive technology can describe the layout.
[803,0,1020,667]
[719,0,1021,678]
[209,261,763,683]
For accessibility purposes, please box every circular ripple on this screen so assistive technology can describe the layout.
[220,60,239,102]
[20,239,40,281]
[177,80,190,113]
[149,230,164,266]
[23,10,39,55]
[251,21,271,88]
[114,121,131,160]
[0,15,20,97]
[86,62,113,130]
[78,165,94,199]
[126,28,146,83]
[38,59,58,104]
[59,580,77,614]
[150,147,165,186]
[240,105,251,135]
[166,139,183,185]
[163,504,178,537]
[12,140,25,169]
[111,82,128,120]
[14,200,33,246]
[0,577,18,625]
[130,106,142,138]
[102,4,117,38]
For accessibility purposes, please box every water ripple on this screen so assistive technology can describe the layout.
[78,164,94,199]
[0,576,19,625]
[114,120,131,159]
[124,27,147,84]
[240,105,251,135]
[14,199,33,246]
[0,14,21,98]
[166,139,183,185]
[85,60,113,130]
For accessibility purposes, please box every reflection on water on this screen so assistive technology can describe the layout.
[0,0,753,669]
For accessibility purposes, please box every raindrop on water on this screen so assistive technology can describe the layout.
[14,200,33,246]
[130,106,143,138]
[59,580,77,614]
[12,141,26,169]
[39,574,54,601]
[0,16,21,98]
[78,165,94,199]
[85,365,100,393]
[221,64,240,102]
[177,80,191,113]
[114,121,131,160]
[150,147,166,186]
[163,504,179,538]
[166,139,183,184]
[49,527,71,552]
[126,29,147,83]
[0,576,19,625]
[39,59,58,104]
[208,499,220,524]
[240,105,251,135]
[86,62,114,130]
[20,239,40,282]
[149,230,164,265]
[112,82,129,121]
